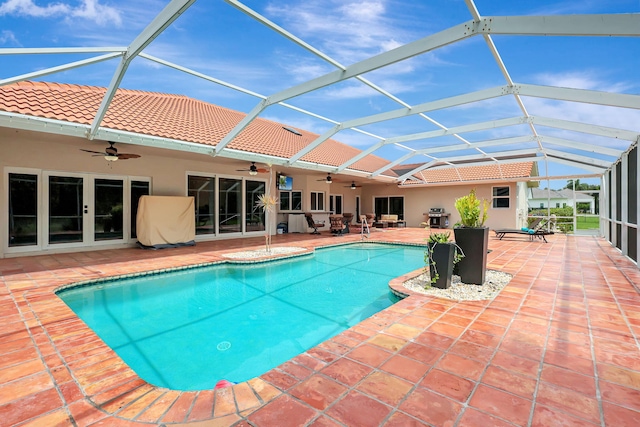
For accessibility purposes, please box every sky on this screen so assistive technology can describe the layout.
[1,0,639,187]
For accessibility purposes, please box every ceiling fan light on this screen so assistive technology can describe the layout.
[104,155,118,162]
[249,169,258,176]
[350,182,356,190]
[325,174,332,184]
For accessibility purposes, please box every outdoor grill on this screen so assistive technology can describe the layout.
[426,208,450,229]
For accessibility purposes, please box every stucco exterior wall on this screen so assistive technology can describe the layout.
[2,128,520,257]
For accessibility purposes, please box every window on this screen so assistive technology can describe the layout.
[540,203,544,208]
[492,186,510,208]
[8,173,38,247]
[329,194,343,214]
[189,175,215,235]
[130,180,150,239]
[310,191,324,211]
[279,190,302,211]
[556,203,561,208]
[246,180,266,232]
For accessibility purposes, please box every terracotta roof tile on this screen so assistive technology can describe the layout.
[396,162,534,184]
[0,81,394,174]
[0,82,535,181]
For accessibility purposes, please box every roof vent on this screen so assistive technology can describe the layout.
[283,126,302,136]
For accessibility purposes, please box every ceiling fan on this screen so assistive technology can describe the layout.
[344,181,362,190]
[80,141,141,161]
[317,173,333,183]
[236,162,269,175]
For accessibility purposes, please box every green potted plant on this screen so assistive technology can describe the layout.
[453,189,490,285]
[426,231,464,289]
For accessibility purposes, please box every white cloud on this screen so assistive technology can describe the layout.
[0,29,19,45]
[0,0,121,26]
[0,0,69,17]
[69,0,122,26]
[265,0,417,64]
[532,70,633,93]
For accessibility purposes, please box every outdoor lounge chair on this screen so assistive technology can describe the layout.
[304,213,325,235]
[329,215,346,235]
[494,217,554,243]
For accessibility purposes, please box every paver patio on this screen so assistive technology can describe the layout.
[1,228,639,426]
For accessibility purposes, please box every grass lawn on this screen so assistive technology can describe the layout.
[576,215,600,230]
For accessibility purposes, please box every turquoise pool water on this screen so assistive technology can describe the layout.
[58,243,424,390]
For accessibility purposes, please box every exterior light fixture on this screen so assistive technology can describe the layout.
[104,155,118,162]
[249,163,258,175]
[325,174,332,184]
[350,181,356,190]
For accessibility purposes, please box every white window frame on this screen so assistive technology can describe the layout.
[310,191,325,212]
[329,194,343,215]
[278,189,303,212]
[492,186,510,209]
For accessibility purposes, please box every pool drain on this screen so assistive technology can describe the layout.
[217,341,231,351]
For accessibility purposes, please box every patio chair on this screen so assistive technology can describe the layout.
[493,217,554,243]
[342,213,354,232]
[304,213,325,235]
[329,215,346,236]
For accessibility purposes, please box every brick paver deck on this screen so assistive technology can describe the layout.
[1,229,639,426]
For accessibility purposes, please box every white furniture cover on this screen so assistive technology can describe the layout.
[136,196,195,248]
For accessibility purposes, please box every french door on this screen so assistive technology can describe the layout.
[6,169,150,254]
[43,172,126,248]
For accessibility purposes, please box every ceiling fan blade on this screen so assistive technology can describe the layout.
[256,168,269,173]
[80,149,106,155]
[117,153,141,160]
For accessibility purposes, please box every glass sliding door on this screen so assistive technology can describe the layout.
[246,180,266,232]
[188,175,215,235]
[374,196,405,220]
[389,196,404,219]
[374,197,389,220]
[48,175,84,244]
[8,173,38,247]
[130,181,150,239]
[94,179,124,241]
[219,178,242,234]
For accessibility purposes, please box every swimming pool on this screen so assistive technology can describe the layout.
[58,243,424,390]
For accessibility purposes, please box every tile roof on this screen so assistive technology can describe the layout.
[396,162,534,184]
[0,81,534,182]
[0,81,394,175]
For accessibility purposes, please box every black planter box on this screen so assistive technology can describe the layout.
[429,242,455,289]
[453,227,489,285]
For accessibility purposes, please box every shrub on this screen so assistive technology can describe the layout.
[454,189,489,228]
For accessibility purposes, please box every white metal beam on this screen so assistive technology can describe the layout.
[393,116,532,145]
[371,152,420,177]
[436,148,540,164]
[515,84,640,110]
[480,14,640,37]
[0,53,123,87]
[418,135,536,156]
[88,0,196,139]
[290,86,509,164]
[371,135,537,177]
[397,161,438,182]
[540,136,623,157]
[532,116,639,141]
[0,47,126,55]
[544,155,608,173]
[544,148,612,168]
[216,19,478,158]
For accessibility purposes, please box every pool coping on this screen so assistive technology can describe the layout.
[37,239,429,425]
